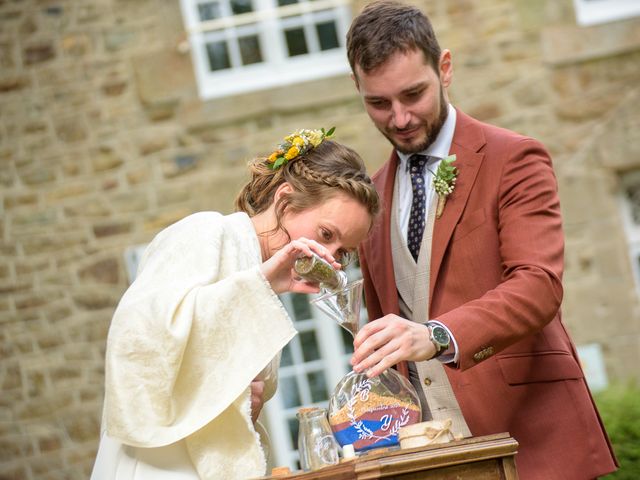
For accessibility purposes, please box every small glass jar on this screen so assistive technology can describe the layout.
[297,407,339,471]
[294,254,347,293]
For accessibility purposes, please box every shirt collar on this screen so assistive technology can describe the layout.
[397,104,456,171]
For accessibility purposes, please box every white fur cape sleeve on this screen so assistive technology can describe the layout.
[103,212,296,477]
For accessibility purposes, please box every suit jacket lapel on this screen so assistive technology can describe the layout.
[368,151,401,316]
[429,110,486,305]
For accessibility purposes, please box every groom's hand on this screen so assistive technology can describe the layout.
[351,314,436,377]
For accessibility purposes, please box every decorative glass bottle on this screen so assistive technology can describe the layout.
[310,280,422,452]
[296,407,340,471]
[294,253,347,293]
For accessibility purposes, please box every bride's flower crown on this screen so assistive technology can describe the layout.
[267,127,335,170]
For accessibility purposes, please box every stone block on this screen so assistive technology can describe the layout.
[15,293,49,310]
[143,208,192,233]
[62,413,100,443]
[132,48,195,108]
[38,433,63,453]
[54,116,88,143]
[61,33,92,57]
[0,41,16,69]
[12,209,57,229]
[23,42,56,65]
[50,366,81,383]
[103,27,136,52]
[161,154,199,178]
[0,464,29,480]
[157,186,190,207]
[0,436,34,462]
[64,199,111,218]
[78,258,119,284]
[20,230,88,255]
[1,365,21,390]
[101,76,128,96]
[17,392,74,421]
[28,453,64,475]
[71,290,118,311]
[0,298,10,311]
[47,305,72,323]
[126,167,150,185]
[0,74,30,92]
[46,183,91,201]
[137,135,170,156]
[92,221,132,238]
[91,146,124,172]
[20,167,56,186]
[101,177,119,190]
[110,192,148,213]
[26,370,47,397]
[36,332,66,350]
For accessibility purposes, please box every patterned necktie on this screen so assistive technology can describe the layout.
[407,154,429,261]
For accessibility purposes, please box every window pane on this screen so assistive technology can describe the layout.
[300,330,320,362]
[625,183,640,225]
[288,416,299,449]
[280,375,301,408]
[231,0,253,15]
[205,40,231,71]
[291,294,312,320]
[198,1,223,21]
[239,35,262,65]
[340,327,354,353]
[285,27,308,56]
[307,370,328,402]
[316,20,339,51]
[281,343,293,367]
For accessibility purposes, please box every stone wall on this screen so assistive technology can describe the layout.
[1,0,638,478]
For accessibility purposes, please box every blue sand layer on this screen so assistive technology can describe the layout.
[332,419,400,451]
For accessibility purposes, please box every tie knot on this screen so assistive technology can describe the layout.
[409,154,428,174]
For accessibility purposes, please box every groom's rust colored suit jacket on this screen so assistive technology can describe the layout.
[359,109,617,480]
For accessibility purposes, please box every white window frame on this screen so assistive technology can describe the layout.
[573,0,640,26]
[179,0,352,100]
[618,171,640,296]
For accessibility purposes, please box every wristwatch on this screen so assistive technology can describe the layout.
[428,324,451,358]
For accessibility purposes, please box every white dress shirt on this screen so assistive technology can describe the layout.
[395,103,459,363]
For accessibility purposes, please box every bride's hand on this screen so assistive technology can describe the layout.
[260,237,341,294]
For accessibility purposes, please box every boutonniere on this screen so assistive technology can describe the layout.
[431,154,458,218]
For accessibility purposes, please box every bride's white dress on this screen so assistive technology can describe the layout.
[89,212,295,479]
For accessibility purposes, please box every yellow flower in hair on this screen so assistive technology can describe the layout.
[268,150,283,163]
[285,145,300,160]
[307,130,323,147]
[267,126,335,170]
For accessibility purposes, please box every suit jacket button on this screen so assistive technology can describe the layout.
[423,377,432,386]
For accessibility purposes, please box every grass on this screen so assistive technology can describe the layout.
[594,383,640,479]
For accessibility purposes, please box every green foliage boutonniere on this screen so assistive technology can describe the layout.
[431,154,458,218]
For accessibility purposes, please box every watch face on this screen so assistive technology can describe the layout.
[432,326,450,346]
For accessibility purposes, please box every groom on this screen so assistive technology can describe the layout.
[347,2,618,479]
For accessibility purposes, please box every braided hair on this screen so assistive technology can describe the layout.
[235,140,380,238]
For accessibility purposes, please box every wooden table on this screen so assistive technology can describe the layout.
[260,433,519,480]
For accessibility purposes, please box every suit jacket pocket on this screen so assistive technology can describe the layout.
[497,351,584,385]
[450,208,486,243]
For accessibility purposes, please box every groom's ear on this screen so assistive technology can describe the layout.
[351,72,360,91]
